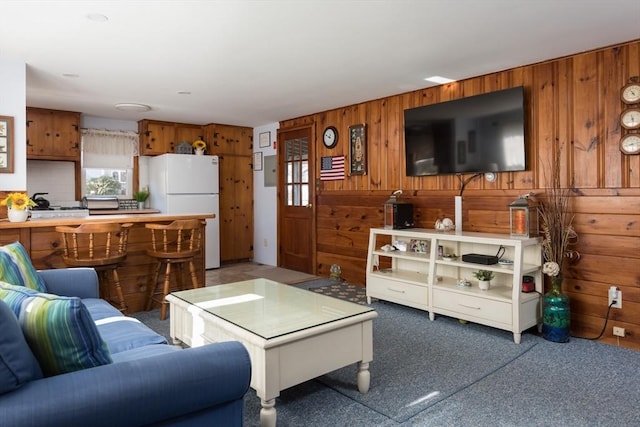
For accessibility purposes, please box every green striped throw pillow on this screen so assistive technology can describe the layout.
[0,242,47,292]
[19,293,112,377]
[0,281,40,317]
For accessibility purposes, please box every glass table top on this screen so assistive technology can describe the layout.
[171,278,375,340]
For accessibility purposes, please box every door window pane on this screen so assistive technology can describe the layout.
[284,137,309,207]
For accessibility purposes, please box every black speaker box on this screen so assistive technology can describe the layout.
[462,253,499,265]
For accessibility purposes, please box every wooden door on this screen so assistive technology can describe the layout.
[278,127,315,274]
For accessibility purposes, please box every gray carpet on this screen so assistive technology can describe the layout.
[131,284,640,427]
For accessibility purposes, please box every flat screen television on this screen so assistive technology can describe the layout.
[404,86,526,177]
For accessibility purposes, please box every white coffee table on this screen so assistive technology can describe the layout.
[166,279,377,427]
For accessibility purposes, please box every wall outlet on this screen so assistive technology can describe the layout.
[608,286,622,308]
[263,238,268,247]
[613,326,625,337]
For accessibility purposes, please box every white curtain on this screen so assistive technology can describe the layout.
[82,129,139,168]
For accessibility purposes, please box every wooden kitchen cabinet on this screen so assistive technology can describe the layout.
[139,120,204,155]
[138,120,176,155]
[203,123,254,262]
[26,107,80,160]
[175,123,204,148]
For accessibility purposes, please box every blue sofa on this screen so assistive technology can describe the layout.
[0,267,252,427]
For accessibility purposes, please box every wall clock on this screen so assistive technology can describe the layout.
[323,126,338,148]
[620,108,640,130]
[620,133,640,155]
[621,82,640,104]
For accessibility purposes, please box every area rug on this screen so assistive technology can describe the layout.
[298,280,368,305]
[246,266,318,284]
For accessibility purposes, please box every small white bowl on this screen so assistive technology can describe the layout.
[498,259,514,268]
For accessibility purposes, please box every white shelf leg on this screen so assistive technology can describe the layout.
[513,332,521,344]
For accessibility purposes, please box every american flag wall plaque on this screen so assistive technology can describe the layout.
[320,155,345,181]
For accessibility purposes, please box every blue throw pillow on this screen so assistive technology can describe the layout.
[19,293,112,377]
[0,281,40,317]
[0,242,47,292]
[0,299,43,394]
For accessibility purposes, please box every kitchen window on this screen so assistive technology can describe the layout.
[81,129,138,197]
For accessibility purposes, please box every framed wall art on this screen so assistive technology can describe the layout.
[259,131,271,148]
[0,116,14,174]
[253,151,263,171]
[349,123,367,175]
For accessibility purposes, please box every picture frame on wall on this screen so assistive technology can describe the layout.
[0,116,14,174]
[349,123,367,175]
[253,151,263,171]
[259,131,271,148]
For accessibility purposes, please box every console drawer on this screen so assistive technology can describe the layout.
[367,275,428,307]
[432,289,511,324]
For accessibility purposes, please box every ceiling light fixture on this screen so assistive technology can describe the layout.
[424,76,456,84]
[87,13,108,22]
[115,103,151,112]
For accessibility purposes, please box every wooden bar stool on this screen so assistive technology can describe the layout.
[56,222,133,314]
[145,219,204,320]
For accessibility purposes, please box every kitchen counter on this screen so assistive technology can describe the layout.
[89,208,161,215]
[0,212,213,229]
[0,212,214,313]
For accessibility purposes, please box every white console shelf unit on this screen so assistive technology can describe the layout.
[365,228,542,343]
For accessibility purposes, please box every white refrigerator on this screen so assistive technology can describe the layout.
[148,154,220,269]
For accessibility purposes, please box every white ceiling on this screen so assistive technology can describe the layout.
[1,0,639,128]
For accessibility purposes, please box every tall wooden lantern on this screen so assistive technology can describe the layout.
[509,195,538,238]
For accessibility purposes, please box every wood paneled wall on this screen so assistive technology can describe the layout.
[281,39,640,350]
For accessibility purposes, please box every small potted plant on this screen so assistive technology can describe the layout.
[472,270,494,290]
[133,187,150,209]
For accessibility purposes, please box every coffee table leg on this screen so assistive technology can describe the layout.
[357,362,370,393]
[260,398,276,427]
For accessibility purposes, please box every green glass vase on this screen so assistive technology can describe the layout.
[542,275,570,342]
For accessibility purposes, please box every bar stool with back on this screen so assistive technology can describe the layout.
[56,222,133,314]
[145,219,204,320]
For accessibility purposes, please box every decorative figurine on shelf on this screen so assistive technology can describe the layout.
[435,218,455,231]
[192,139,207,155]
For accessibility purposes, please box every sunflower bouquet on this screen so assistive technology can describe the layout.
[1,192,36,210]
[192,140,207,152]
